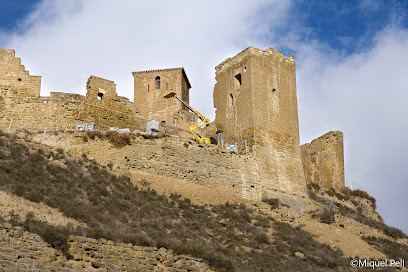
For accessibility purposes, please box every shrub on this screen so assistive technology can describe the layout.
[326,189,335,197]
[363,236,408,259]
[308,182,321,191]
[106,131,131,148]
[262,198,280,210]
[308,191,322,202]
[340,187,351,200]
[384,226,406,239]
[319,208,335,224]
[351,189,377,209]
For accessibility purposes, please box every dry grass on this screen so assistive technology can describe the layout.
[0,130,399,271]
[306,180,406,239]
[81,130,132,148]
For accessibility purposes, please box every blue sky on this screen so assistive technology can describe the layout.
[0,0,37,31]
[1,0,407,235]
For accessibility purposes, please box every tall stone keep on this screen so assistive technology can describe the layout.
[213,47,306,196]
[132,68,195,130]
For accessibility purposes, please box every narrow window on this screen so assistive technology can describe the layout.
[18,78,22,81]
[235,73,242,86]
[148,85,150,92]
[97,93,103,100]
[229,93,234,107]
[155,76,160,89]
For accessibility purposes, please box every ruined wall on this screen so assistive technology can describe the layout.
[133,68,196,130]
[212,47,306,196]
[0,223,212,271]
[301,131,344,189]
[0,51,144,130]
[0,49,41,99]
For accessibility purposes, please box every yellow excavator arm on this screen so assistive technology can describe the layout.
[163,91,211,144]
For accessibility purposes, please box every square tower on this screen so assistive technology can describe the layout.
[213,47,306,196]
[132,68,193,128]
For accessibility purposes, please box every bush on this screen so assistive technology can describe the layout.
[105,131,131,148]
[363,236,408,259]
[351,189,376,209]
[319,208,335,224]
[308,182,321,191]
[262,198,280,210]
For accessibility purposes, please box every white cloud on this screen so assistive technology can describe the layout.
[295,27,408,233]
[3,0,291,121]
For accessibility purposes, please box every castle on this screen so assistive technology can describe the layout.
[0,47,344,200]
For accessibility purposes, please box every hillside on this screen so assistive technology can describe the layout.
[0,129,407,271]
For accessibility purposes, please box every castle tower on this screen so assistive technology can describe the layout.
[213,47,306,197]
[132,68,195,130]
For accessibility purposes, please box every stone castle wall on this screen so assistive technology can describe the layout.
[301,131,345,189]
[47,134,264,201]
[0,223,212,271]
[0,50,144,130]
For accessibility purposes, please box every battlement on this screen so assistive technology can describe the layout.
[215,46,295,73]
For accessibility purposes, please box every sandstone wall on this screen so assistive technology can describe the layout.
[0,49,41,99]
[211,47,306,197]
[0,223,212,271]
[133,68,195,130]
[301,131,345,189]
[0,50,144,130]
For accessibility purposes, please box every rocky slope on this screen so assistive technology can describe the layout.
[0,130,407,271]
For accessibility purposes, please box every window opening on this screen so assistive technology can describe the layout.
[97,93,104,100]
[18,78,22,81]
[155,76,161,89]
[235,73,242,86]
[229,93,234,107]
[148,85,150,92]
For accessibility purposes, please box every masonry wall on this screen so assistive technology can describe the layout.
[43,134,263,201]
[0,223,212,271]
[133,68,196,130]
[0,49,41,99]
[212,47,306,197]
[0,51,145,130]
[301,131,345,189]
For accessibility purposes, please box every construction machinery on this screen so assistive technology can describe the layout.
[163,91,211,144]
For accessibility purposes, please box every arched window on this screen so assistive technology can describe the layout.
[155,76,160,89]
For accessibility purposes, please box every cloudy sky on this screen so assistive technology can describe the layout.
[1,0,407,234]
